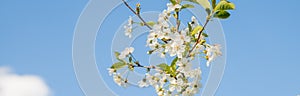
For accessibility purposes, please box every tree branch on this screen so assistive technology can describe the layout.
[121,0,152,30]
[187,19,210,57]
[176,11,180,33]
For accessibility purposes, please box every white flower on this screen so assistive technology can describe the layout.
[119,47,134,59]
[177,58,192,72]
[168,39,186,58]
[188,73,202,94]
[182,87,193,96]
[146,31,159,49]
[158,10,169,24]
[160,52,166,58]
[113,74,124,86]
[159,73,168,85]
[138,78,149,88]
[156,88,164,96]
[190,16,199,28]
[164,29,192,58]
[189,81,201,94]
[206,44,222,67]
[181,28,191,42]
[124,16,133,38]
[168,80,183,92]
[146,73,158,86]
[185,68,202,79]
[107,68,116,76]
[167,3,181,13]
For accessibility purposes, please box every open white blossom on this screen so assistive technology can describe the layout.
[138,78,149,88]
[206,44,222,67]
[190,16,200,28]
[107,68,116,76]
[167,3,181,13]
[124,16,133,38]
[177,58,192,72]
[118,47,134,59]
[167,33,187,58]
[113,73,127,87]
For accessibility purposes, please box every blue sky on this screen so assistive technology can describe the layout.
[1,0,300,96]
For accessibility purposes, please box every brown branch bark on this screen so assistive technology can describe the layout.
[121,0,152,30]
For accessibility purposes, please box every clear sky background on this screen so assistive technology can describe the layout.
[1,0,300,96]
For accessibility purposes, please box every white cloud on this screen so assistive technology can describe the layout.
[0,67,51,96]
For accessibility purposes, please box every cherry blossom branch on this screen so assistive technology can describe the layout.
[129,53,156,71]
[121,0,152,30]
[188,19,210,57]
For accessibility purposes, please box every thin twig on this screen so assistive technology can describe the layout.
[176,11,180,33]
[187,19,210,57]
[121,0,152,29]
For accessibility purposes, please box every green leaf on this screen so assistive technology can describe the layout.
[140,21,156,27]
[170,57,178,71]
[157,63,170,72]
[170,0,177,5]
[188,23,192,32]
[184,0,211,14]
[147,50,155,54]
[181,4,195,9]
[111,62,126,70]
[191,25,203,36]
[115,52,125,62]
[115,51,120,57]
[202,32,209,37]
[214,10,231,19]
[214,0,235,11]
[146,21,156,27]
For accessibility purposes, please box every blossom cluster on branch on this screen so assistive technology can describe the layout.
[107,0,235,95]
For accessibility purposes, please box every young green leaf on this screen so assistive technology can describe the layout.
[191,25,203,36]
[146,21,156,27]
[115,51,120,57]
[157,63,173,74]
[181,4,195,9]
[157,63,170,71]
[184,0,211,14]
[140,21,156,27]
[170,57,178,71]
[214,0,235,11]
[115,51,126,62]
[111,62,126,70]
[214,10,231,19]
[188,23,192,32]
[202,32,209,37]
[170,0,177,5]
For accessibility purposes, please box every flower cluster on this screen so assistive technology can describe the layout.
[108,0,235,95]
[137,67,202,96]
[124,16,133,38]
